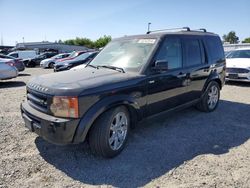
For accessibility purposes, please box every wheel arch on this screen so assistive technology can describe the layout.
[48,61,55,67]
[73,95,142,143]
[203,72,222,93]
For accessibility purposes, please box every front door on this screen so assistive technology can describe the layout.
[146,37,191,116]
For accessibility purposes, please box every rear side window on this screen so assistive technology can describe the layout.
[183,38,203,66]
[155,38,182,69]
[206,36,224,61]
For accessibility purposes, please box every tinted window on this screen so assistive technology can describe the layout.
[47,53,55,58]
[206,36,224,61]
[183,39,202,66]
[10,53,18,58]
[155,38,182,69]
[226,50,250,58]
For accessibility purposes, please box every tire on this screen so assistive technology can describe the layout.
[48,62,54,68]
[89,106,130,158]
[196,81,220,112]
[27,61,36,67]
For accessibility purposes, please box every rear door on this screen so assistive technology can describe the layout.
[182,36,210,101]
[146,36,191,116]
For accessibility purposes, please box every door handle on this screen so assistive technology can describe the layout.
[149,80,155,84]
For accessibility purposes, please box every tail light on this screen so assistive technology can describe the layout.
[5,60,15,66]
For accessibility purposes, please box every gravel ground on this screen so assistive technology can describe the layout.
[0,68,250,188]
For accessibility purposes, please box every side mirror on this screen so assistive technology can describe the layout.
[153,60,168,71]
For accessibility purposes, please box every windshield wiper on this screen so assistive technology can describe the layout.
[97,65,125,73]
[85,63,98,69]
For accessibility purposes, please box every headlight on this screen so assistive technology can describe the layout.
[50,96,79,118]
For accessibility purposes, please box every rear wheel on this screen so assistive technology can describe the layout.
[196,81,220,112]
[89,106,130,158]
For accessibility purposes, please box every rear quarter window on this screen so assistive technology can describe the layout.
[205,36,225,62]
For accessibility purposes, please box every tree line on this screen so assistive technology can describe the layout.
[57,32,250,48]
[57,35,112,49]
[223,31,250,44]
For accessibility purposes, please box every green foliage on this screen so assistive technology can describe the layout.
[222,31,239,44]
[94,35,112,48]
[242,37,250,43]
[64,35,111,49]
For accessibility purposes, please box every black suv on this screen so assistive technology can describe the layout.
[21,28,225,158]
[24,52,58,67]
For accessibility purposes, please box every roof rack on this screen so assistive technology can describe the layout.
[147,27,190,34]
[193,28,207,32]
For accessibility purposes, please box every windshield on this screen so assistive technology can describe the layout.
[52,54,63,59]
[89,38,157,72]
[226,50,250,58]
[68,51,78,58]
[74,52,93,61]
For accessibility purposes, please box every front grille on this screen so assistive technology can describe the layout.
[27,89,48,113]
[226,68,250,73]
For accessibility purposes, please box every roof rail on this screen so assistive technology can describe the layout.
[193,28,207,32]
[147,27,190,34]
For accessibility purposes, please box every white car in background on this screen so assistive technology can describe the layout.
[0,58,18,80]
[40,53,70,68]
[226,48,250,82]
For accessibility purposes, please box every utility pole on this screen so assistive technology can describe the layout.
[147,22,151,33]
[1,33,3,46]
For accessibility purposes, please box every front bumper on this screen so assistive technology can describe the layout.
[225,72,250,82]
[40,61,49,68]
[21,101,80,145]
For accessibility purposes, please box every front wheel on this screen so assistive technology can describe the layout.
[89,106,130,158]
[27,61,36,67]
[48,62,54,68]
[196,81,220,112]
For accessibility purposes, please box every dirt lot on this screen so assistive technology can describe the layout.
[0,68,250,188]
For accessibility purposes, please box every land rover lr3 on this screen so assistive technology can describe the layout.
[21,27,226,158]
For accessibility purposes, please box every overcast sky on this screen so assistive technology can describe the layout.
[0,0,249,45]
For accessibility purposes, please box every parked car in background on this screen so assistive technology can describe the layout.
[40,53,70,68]
[226,48,250,82]
[0,54,25,72]
[8,50,37,60]
[55,51,89,63]
[225,51,232,57]
[0,58,18,80]
[23,52,58,67]
[21,28,225,158]
[54,51,98,72]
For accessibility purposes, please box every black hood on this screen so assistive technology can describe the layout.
[27,67,141,96]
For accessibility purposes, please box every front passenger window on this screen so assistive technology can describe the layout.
[155,38,182,70]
